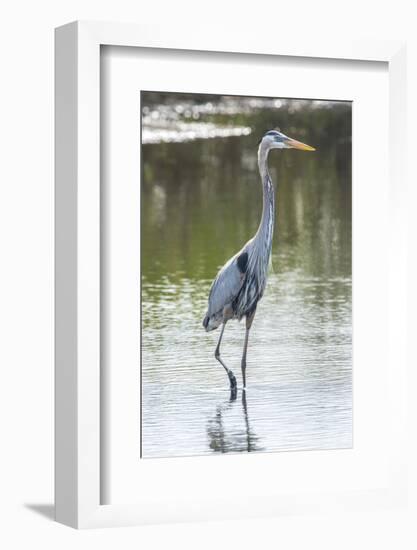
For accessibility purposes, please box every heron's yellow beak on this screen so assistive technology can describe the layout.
[285,138,316,151]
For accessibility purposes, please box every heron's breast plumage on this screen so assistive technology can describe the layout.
[203,151,275,331]
[232,238,272,319]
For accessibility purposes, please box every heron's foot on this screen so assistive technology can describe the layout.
[229,385,238,401]
[228,372,237,401]
[228,370,237,390]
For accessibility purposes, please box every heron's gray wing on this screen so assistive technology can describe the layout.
[207,251,248,318]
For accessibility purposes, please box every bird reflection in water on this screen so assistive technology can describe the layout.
[207,391,262,454]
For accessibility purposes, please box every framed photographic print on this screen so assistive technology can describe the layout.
[55,21,408,528]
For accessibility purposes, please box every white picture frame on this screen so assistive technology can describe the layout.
[55,20,407,529]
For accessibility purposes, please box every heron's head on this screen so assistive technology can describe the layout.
[260,129,315,152]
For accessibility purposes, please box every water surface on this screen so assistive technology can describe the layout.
[141,93,352,458]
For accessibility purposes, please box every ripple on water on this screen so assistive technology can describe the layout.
[141,272,352,458]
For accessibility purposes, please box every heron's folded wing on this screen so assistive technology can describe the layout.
[207,255,246,318]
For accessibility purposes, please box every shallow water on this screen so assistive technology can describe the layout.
[141,94,352,458]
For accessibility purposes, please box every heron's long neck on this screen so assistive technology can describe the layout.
[254,146,275,255]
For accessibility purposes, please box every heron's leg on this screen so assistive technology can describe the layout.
[241,308,256,389]
[215,322,237,391]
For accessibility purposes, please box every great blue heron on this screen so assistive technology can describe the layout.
[202,129,315,391]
